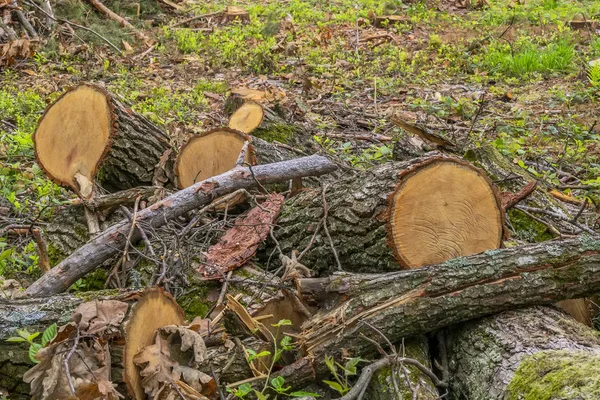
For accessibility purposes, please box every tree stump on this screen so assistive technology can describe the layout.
[446,306,600,399]
[269,154,505,273]
[34,84,172,198]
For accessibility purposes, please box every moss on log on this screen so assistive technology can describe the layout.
[447,306,600,400]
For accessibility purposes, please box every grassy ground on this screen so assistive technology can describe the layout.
[1,0,600,280]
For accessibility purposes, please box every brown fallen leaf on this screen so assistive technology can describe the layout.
[133,334,179,398]
[158,325,207,366]
[73,299,129,335]
[0,39,34,67]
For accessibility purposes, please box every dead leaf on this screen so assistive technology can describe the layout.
[186,316,211,334]
[122,40,134,54]
[173,366,213,394]
[133,334,179,398]
[0,39,34,67]
[158,325,207,366]
[73,300,128,335]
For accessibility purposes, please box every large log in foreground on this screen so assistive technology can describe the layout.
[271,154,505,273]
[447,306,600,399]
[279,236,600,386]
[25,155,337,297]
[34,84,172,198]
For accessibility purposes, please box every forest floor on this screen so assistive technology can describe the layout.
[1,0,600,284]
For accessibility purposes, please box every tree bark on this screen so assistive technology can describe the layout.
[277,236,600,387]
[446,306,600,399]
[25,155,337,297]
[267,153,504,274]
[34,84,173,197]
[365,336,439,400]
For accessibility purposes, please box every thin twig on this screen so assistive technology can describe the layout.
[121,196,141,267]
[516,205,598,236]
[235,141,251,167]
[24,0,123,53]
[63,324,81,394]
[322,184,343,271]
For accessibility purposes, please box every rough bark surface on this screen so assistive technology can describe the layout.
[101,95,172,191]
[447,306,600,400]
[25,155,337,297]
[365,336,439,400]
[279,236,600,387]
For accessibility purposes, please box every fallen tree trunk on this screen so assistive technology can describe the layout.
[276,236,600,386]
[269,153,505,273]
[34,84,172,198]
[25,155,337,297]
[446,306,600,399]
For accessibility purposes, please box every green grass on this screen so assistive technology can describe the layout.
[483,36,575,77]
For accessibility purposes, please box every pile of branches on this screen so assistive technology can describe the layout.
[2,82,600,400]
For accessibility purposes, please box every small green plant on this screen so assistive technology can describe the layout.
[228,319,319,399]
[588,64,600,87]
[323,355,361,396]
[6,323,57,363]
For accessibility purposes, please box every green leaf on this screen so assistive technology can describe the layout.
[27,332,40,342]
[5,337,27,343]
[290,391,321,397]
[325,355,336,373]
[280,335,293,350]
[271,319,292,328]
[17,328,31,340]
[323,380,344,394]
[344,357,361,375]
[29,343,42,364]
[270,376,285,390]
[253,390,269,400]
[41,323,57,346]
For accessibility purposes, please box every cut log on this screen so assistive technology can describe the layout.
[0,288,183,399]
[175,128,311,189]
[228,101,265,134]
[446,306,600,399]
[25,155,338,297]
[276,236,600,387]
[34,84,172,198]
[270,154,505,273]
[175,128,255,188]
[122,289,185,399]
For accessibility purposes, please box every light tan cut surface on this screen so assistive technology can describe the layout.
[34,85,113,197]
[176,129,253,188]
[123,288,184,400]
[390,160,503,267]
[228,101,264,133]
